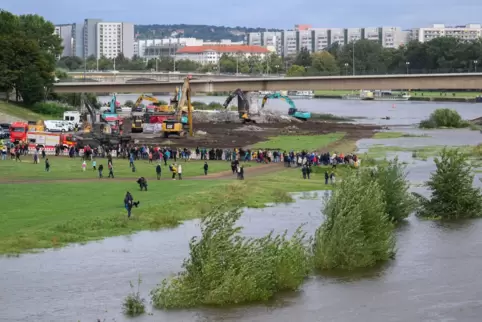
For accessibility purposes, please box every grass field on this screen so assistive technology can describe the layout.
[0,101,47,121]
[0,164,355,254]
[0,157,261,180]
[250,133,345,151]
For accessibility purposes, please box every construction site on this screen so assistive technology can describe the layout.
[6,76,379,151]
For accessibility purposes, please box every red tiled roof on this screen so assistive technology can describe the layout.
[176,45,270,54]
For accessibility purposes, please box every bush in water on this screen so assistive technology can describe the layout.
[419,108,468,128]
[122,275,146,317]
[150,207,311,309]
[312,171,395,270]
[413,148,482,219]
[371,157,416,222]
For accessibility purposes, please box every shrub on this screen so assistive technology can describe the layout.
[124,100,134,107]
[371,158,415,222]
[30,102,72,117]
[413,148,482,219]
[419,108,468,128]
[151,207,311,309]
[312,172,395,270]
[122,275,146,317]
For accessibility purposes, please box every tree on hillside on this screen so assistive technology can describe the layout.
[286,65,306,77]
[0,10,61,104]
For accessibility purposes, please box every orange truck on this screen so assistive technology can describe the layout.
[9,122,29,144]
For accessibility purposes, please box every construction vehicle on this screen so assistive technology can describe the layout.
[131,113,144,133]
[223,89,262,124]
[261,93,311,121]
[133,94,173,113]
[27,120,45,132]
[161,76,193,138]
[77,95,131,148]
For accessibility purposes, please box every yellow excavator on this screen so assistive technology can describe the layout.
[161,76,193,138]
[133,94,172,113]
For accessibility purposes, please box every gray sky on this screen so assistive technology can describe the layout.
[2,0,481,28]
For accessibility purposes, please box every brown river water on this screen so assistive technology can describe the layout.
[1,101,482,322]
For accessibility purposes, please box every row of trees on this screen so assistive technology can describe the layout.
[287,37,482,76]
[0,10,62,105]
[57,52,285,75]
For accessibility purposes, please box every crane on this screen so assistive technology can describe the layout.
[133,94,173,113]
[161,76,193,138]
[261,93,311,121]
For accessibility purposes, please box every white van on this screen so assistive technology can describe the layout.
[44,120,70,132]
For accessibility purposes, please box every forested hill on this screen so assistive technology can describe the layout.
[134,24,282,42]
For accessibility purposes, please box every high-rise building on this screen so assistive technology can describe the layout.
[410,24,482,42]
[83,18,102,58]
[247,25,409,57]
[96,22,134,59]
[54,24,73,57]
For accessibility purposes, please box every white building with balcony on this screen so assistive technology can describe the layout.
[175,45,270,65]
[410,24,482,42]
[96,22,134,59]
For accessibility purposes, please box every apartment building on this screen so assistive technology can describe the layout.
[96,22,134,59]
[175,45,270,65]
[83,19,102,58]
[410,24,482,42]
[54,23,85,58]
[247,25,408,57]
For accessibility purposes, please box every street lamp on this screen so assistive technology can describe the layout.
[475,60,478,73]
[344,63,349,75]
[236,52,240,75]
[405,61,410,74]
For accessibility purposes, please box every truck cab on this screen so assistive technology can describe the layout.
[9,122,28,144]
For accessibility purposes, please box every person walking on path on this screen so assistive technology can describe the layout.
[177,164,183,180]
[203,161,208,176]
[108,161,114,178]
[98,164,104,178]
[156,164,162,180]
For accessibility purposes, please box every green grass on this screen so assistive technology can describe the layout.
[0,164,360,254]
[250,133,345,151]
[372,132,429,139]
[0,158,261,180]
[366,144,479,160]
[0,101,50,121]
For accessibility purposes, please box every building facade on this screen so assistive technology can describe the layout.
[175,45,270,65]
[96,22,134,59]
[54,24,73,57]
[247,25,409,56]
[410,24,482,42]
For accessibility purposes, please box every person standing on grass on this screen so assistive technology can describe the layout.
[108,161,114,178]
[45,158,50,172]
[301,165,307,179]
[177,163,183,180]
[33,150,38,164]
[129,154,134,168]
[203,161,208,176]
[330,171,335,184]
[156,164,162,180]
[124,191,134,218]
[92,159,97,171]
[325,171,329,185]
[41,148,46,159]
[15,147,21,162]
[82,160,86,172]
[98,164,104,178]
[171,163,177,180]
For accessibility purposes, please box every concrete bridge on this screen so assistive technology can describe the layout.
[67,71,258,83]
[54,73,482,93]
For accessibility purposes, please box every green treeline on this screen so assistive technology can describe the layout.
[0,10,62,105]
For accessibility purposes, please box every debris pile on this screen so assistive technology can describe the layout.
[233,125,263,132]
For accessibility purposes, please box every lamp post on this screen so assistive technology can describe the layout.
[475,60,478,73]
[344,63,349,75]
[236,52,240,75]
[405,61,410,74]
[352,39,355,76]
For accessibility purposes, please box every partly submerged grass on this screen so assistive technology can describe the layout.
[250,133,345,151]
[0,164,361,254]
[372,132,429,139]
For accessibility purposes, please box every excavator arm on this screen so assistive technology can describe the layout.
[223,89,254,122]
[261,93,296,110]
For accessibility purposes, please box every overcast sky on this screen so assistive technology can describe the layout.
[2,0,481,28]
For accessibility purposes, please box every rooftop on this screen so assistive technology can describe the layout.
[176,45,270,54]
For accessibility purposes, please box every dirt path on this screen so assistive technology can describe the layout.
[0,163,285,185]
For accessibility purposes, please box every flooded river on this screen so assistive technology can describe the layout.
[101,94,482,126]
[2,103,482,321]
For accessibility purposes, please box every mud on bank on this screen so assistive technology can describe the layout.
[130,122,381,149]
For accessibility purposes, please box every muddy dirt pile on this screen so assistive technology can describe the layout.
[192,110,298,124]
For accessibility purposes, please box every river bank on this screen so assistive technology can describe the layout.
[2,127,482,321]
